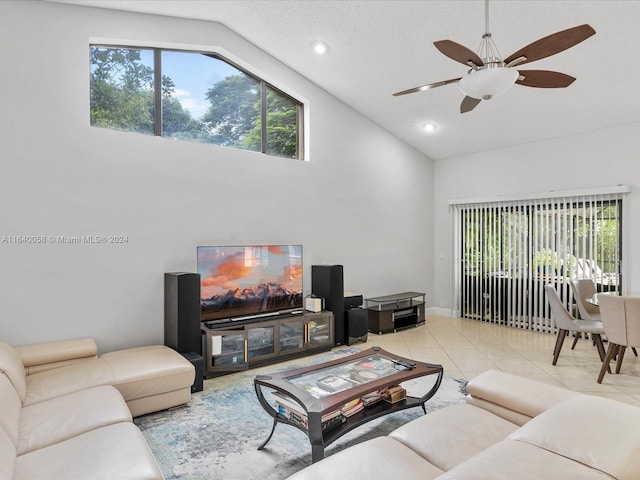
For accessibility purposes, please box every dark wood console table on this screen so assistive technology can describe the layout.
[365,291,426,334]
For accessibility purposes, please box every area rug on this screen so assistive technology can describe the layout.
[135,347,467,480]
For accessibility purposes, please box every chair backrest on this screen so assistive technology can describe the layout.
[570,279,600,319]
[599,295,640,347]
[545,285,579,331]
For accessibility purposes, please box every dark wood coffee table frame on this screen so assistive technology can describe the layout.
[254,346,443,463]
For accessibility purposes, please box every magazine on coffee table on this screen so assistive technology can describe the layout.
[287,354,407,398]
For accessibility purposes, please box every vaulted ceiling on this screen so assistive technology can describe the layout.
[48,0,640,160]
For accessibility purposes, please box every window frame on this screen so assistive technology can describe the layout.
[90,44,305,160]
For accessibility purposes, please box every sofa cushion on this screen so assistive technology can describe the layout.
[0,343,27,402]
[101,345,194,402]
[286,436,444,480]
[14,422,163,480]
[0,374,22,448]
[509,395,640,480]
[437,439,612,479]
[18,385,132,455]
[465,369,578,425]
[0,426,16,480]
[126,388,192,417]
[389,403,519,471]
[23,357,114,406]
[15,337,98,374]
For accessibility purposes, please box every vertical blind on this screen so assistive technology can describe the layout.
[450,188,626,333]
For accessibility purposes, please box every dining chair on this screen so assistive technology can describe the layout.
[545,285,607,366]
[597,295,640,383]
[570,279,600,321]
[569,279,600,350]
[571,279,638,358]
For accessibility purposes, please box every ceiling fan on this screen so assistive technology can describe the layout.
[393,0,595,113]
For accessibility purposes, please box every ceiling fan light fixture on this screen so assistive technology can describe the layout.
[458,67,519,100]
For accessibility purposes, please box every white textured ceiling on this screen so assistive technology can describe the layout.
[47,0,640,160]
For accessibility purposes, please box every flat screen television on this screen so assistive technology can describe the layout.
[197,245,303,323]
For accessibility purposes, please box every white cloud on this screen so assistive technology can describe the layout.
[171,89,208,119]
[173,88,191,99]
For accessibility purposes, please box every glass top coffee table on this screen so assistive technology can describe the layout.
[254,346,443,462]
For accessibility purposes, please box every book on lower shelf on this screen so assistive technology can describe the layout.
[360,390,383,407]
[271,391,345,431]
[340,398,364,417]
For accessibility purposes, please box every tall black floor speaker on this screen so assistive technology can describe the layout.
[164,272,202,355]
[312,265,345,346]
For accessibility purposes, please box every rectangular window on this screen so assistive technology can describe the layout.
[90,47,155,135]
[90,46,304,160]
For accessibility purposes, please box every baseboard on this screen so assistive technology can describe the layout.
[426,307,455,317]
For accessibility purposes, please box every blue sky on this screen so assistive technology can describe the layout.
[162,51,240,120]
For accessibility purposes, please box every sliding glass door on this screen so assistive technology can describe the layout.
[454,194,622,332]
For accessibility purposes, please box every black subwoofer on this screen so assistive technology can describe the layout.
[346,307,368,345]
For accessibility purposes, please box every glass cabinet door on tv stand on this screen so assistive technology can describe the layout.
[246,320,278,363]
[204,328,248,373]
[279,317,306,355]
[305,312,333,349]
[278,311,334,354]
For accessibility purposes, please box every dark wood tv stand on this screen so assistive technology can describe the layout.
[366,292,425,334]
[201,311,334,376]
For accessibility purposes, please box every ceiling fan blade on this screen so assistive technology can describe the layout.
[434,40,484,67]
[516,70,576,88]
[460,96,481,113]
[504,24,595,66]
[393,77,461,96]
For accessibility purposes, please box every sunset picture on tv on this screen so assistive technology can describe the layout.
[197,245,303,321]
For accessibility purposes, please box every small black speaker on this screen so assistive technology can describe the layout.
[181,352,204,393]
[312,265,345,345]
[164,272,202,355]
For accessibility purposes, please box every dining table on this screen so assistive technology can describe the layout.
[584,291,640,306]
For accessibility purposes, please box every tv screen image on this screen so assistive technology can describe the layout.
[197,245,303,322]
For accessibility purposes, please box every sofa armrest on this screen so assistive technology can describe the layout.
[465,370,579,425]
[15,338,98,375]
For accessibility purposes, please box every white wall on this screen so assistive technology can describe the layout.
[0,1,434,352]
[433,122,640,314]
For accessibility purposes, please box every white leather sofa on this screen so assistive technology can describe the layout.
[0,338,195,480]
[287,370,640,480]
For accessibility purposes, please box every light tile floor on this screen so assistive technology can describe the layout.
[355,314,640,406]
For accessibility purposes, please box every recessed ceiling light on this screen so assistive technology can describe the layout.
[312,41,328,54]
[421,122,437,133]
